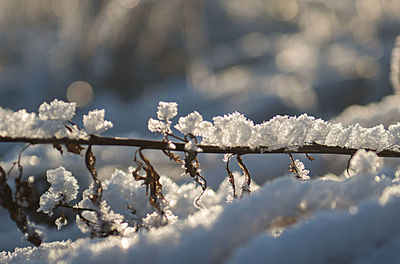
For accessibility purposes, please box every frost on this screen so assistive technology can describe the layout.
[147,102,178,135]
[83,109,113,134]
[147,101,400,152]
[184,138,203,152]
[38,99,76,121]
[148,118,171,134]
[293,159,310,180]
[37,166,78,216]
[175,111,204,136]
[157,101,178,121]
[0,99,93,138]
[55,217,68,230]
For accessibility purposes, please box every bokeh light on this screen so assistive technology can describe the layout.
[66,81,94,108]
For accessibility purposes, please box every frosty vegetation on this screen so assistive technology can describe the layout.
[149,101,400,153]
[0,99,112,139]
[1,97,400,263]
[0,95,400,263]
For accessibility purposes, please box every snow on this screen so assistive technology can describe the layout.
[83,109,113,134]
[2,150,398,263]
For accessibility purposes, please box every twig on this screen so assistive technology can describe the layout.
[0,136,400,157]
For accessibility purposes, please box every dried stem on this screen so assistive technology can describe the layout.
[0,165,42,246]
[0,136,399,157]
[225,154,237,199]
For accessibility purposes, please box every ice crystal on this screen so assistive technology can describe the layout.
[175,111,204,136]
[293,159,310,180]
[38,99,76,121]
[148,101,400,153]
[157,101,178,121]
[148,118,171,134]
[55,217,68,230]
[184,138,202,152]
[37,166,78,216]
[83,109,113,134]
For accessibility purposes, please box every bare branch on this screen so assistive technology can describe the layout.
[0,136,399,157]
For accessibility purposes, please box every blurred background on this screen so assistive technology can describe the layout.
[0,0,399,128]
[1,0,400,251]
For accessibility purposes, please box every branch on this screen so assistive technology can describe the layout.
[0,135,399,157]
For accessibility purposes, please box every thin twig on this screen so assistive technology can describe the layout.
[0,136,400,157]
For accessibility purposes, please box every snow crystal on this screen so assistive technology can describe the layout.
[83,109,113,134]
[157,101,178,121]
[37,166,78,216]
[38,99,76,121]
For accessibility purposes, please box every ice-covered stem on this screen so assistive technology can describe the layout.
[0,165,42,246]
[1,136,400,157]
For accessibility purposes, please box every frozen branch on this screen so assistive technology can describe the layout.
[0,135,400,157]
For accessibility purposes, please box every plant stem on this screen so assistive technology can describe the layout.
[0,136,399,157]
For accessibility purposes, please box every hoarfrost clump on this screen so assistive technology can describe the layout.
[37,166,79,216]
[75,183,130,236]
[102,169,156,226]
[55,217,68,230]
[210,112,254,148]
[38,99,76,121]
[293,159,310,180]
[184,138,203,152]
[148,101,178,134]
[157,101,178,121]
[83,109,113,134]
[0,99,114,138]
[148,118,171,134]
[175,111,204,136]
